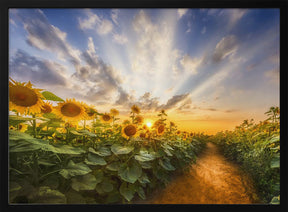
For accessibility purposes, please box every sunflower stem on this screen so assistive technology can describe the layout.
[16,112,19,131]
[32,114,36,138]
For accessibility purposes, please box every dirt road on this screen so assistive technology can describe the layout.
[144,142,259,204]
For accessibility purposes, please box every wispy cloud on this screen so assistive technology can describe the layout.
[212,35,238,63]
[14,9,82,66]
[10,49,68,86]
[79,9,113,35]
[177,9,188,20]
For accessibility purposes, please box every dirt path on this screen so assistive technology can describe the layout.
[143,142,260,204]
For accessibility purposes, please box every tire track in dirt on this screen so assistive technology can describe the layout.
[142,142,260,204]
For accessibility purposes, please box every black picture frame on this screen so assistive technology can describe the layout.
[1,0,287,212]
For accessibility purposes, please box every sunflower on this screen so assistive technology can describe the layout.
[19,123,28,132]
[54,99,86,122]
[134,115,144,125]
[110,108,119,116]
[121,124,137,140]
[131,105,140,114]
[100,113,112,123]
[176,130,181,135]
[157,124,165,136]
[170,121,176,127]
[9,78,44,115]
[40,102,54,114]
[83,104,97,120]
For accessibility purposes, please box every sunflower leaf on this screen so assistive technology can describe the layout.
[42,91,64,102]
[111,144,134,155]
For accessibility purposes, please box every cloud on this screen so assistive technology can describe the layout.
[201,26,206,34]
[226,9,248,28]
[79,10,113,35]
[264,68,279,84]
[14,9,82,66]
[212,35,238,63]
[177,9,188,19]
[158,93,190,110]
[71,37,130,105]
[111,9,119,25]
[9,49,67,86]
[180,54,202,75]
[113,33,128,44]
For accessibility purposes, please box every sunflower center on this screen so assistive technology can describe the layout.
[61,103,81,117]
[41,104,52,113]
[124,125,136,136]
[10,86,38,107]
[102,115,111,121]
[158,125,165,134]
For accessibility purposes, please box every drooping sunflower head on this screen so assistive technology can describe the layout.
[54,99,86,122]
[157,124,165,136]
[100,113,112,123]
[110,108,119,116]
[9,78,44,115]
[134,115,144,125]
[84,104,97,120]
[131,105,140,114]
[152,120,162,128]
[121,124,137,140]
[40,102,54,114]
[170,121,176,127]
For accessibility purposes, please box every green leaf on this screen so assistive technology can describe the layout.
[270,154,280,168]
[119,182,135,202]
[59,160,91,179]
[134,150,156,162]
[118,162,142,183]
[136,185,146,200]
[100,180,114,193]
[111,144,134,155]
[159,159,175,171]
[89,146,111,156]
[9,115,35,126]
[85,153,107,166]
[93,170,104,184]
[138,173,150,184]
[270,196,280,204]
[71,174,97,191]
[106,162,121,171]
[41,91,64,102]
[29,186,66,204]
[46,144,85,155]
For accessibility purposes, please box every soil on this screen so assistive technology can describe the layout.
[139,142,260,204]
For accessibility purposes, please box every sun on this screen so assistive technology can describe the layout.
[146,121,152,128]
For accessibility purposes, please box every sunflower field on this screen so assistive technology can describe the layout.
[8,78,207,204]
[210,107,280,204]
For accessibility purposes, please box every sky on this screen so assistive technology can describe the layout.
[9,8,280,134]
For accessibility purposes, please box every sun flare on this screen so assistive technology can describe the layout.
[146,122,152,128]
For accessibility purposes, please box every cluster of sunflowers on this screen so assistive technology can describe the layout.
[9,78,197,144]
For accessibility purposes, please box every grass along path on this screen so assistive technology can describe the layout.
[141,142,260,204]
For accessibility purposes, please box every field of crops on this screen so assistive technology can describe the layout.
[210,107,280,204]
[8,78,207,204]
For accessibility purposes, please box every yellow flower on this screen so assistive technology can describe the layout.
[54,98,86,122]
[176,130,181,135]
[157,124,165,136]
[170,121,175,127]
[134,115,144,125]
[131,105,140,114]
[19,123,28,132]
[9,78,44,115]
[100,113,112,123]
[83,104,97,120]
[40,102,54,114]
[121,124,137,140]
[110,108,119,116]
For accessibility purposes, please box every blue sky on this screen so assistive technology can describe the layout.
[9,8,280,133]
